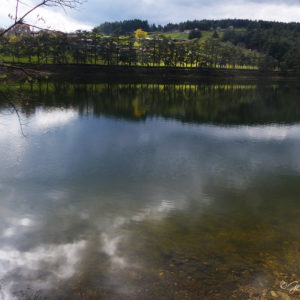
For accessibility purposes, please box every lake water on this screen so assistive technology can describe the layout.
[0,82,300,299]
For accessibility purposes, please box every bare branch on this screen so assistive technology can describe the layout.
[0,62,37,78]
[0,91,28,137]
[0,0,85,37]
[8,100,27,137]
[15,0,20,23]
[43,0,84,9]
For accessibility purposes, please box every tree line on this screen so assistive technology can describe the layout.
[91,18,300,71]
[162,19,300,33]
[222,27,300,71]
[93,19,155,35]
[93,19,300,34]
[0,31,267,70]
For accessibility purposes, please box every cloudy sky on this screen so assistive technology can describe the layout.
[1,0,300,32]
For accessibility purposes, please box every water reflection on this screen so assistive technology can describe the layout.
[1,82,300,125]
[0,83,300,299]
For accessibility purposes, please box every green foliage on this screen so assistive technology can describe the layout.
[222,25,300,71]
[212,31,219,39]
[161,32,189,40]
[88,18,300,71]
[188,29,202,40]
[93,19,150,35]
[0,30,263,70]
[258,55,276,72]
[93,18,300,35]
[2,83,300,125]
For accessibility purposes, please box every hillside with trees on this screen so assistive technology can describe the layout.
[91,19,300,71]
[93,19,153,35]
[1,18,300,72]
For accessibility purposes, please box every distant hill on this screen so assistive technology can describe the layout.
[93,18,300,34]
[93,19,300,71]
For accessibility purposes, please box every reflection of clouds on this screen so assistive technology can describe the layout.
[189,124,296,141]
[2,228,15,238]
[101,234,127,267]
[0,113,22,139]
[1,217,34,238]
[1,107,300,298]
[95,197,190,298]
[138,132,151,144]
[0,240,86,300]
[0,108,77,174]
[0,108,77,138]
[132,200,175,222]
[19,218,33,227]
[100,199,185,270]
[34,109,77,130]
[246,126,288,141]
[0,113,28,167]
[45,189,69,202]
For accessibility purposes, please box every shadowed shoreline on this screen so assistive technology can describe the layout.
[1,63,300,83]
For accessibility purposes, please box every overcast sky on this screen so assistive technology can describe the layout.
[1,0,300,32]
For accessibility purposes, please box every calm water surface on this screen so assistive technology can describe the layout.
[0,82,300,299]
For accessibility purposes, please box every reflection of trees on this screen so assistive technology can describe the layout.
[0,90,30,136]
[1,82,300,125]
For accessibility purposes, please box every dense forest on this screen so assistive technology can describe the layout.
[1,18,300,72]
[0,31,264,70]
[93,19,154,35]
[93,19,300,71]
[93,19,300,34]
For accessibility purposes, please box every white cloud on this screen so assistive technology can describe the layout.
[1,0,300,32]
[209,2,300,22]
[72,0,300,25]
[0,0,92,32]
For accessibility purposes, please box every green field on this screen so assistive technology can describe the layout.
[150,30,225,41]
[161,32,189,39]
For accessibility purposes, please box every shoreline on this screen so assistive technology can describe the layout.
[1,63,299,83]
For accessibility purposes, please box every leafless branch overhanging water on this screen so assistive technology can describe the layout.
[8,100,28,137]
[0,90,30,137]
[0,0,86,137]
